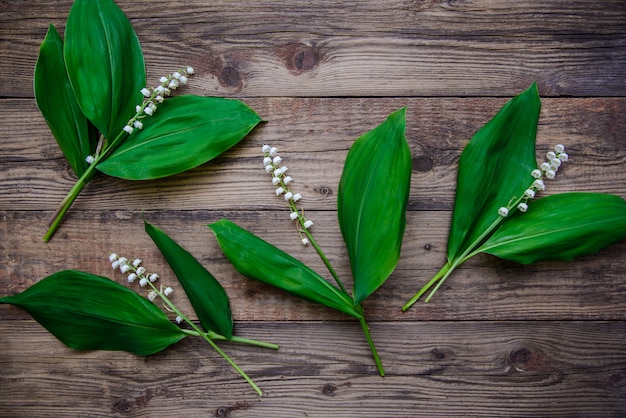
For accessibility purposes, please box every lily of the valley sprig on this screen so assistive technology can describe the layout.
[210,108,412,376]
[403,84,626,310]
[37,0,261,242]
[1,221,278,396]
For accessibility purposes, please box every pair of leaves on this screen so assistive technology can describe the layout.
[34,0,144,177]
[405,83,626,307]
[210,108,412,312]
[1,221,236,354]
[448,83,626,266]
[35,0,262,182]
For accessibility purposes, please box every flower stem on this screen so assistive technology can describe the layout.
[43,129,128,242]
[358,313,385,376]
[151,282,264,396]
[402,262,452,310]
[43,163,98,242]
[303,229,349,295]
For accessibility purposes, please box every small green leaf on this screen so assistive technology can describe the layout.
[337,108,412,304]
[448,83,541,262]
[209,219,361,318]
[34,24,97,177]
[64,0,145,140]
[144,220,233,339]
[97,96,261,180]
[478,193,626,264]
[0,271,186,355]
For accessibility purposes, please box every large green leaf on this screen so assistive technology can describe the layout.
[477,193,626,264]
[0,271,186,355]
[209,219,361,318]
[144,220,233,339]
[447,83,541,262]
[34,24,97,177]
[97,96,261,180]
[64,0,145,140]
[337,108,412,304]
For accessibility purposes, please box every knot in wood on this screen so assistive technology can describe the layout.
[322,383,338,396]
[314,185,333,197]
[510,347,533,365]
[293,48,318,71]
[412,155,433,172]
[219,66,242,88]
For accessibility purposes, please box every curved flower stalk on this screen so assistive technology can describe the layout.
[1,223,278,397]
[211,108,412,377]
[403,84,626,310]
[37,0,261,242]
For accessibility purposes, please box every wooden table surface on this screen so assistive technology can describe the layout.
[1,1,625,416]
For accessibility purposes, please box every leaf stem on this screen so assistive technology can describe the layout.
[402,262,452,310]
[404,183,540,308]
[43,129,128,242]
[149,282,264,396]
[300,224,384,375]
[358,313,385,376]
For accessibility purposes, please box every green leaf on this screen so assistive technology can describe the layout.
[144,220,233,339]
[97,96,261,180]
[64,0,145,140]
[209,219,361,318]
[0,271,186,355]
[337,108,412,304]
[34,24,98,177]
[447,83,541,263]
[477,193,626,264]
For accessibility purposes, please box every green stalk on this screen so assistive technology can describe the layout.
[151,281,264,396]
[403,185,533,309]
[43,129,128,242]
[402,262,451,310]
[302,228,349,294]
[358,314,385,376]
[303,227,385,376]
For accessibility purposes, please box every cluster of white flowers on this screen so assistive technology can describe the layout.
[122,66,194,136]
[498,144,568,217]
[262,144,313,245]
[109,253,178,321]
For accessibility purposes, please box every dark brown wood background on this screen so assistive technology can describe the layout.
[1,1,625,416]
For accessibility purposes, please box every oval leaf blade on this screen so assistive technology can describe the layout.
[448,83,541,262]
[209,219,361,318]
[34,24,97,177]
[0,271,186,355]
[145,220,233,339]
[478,193,626,264]
[64,0,145,139]
[97,96,261,180]
[337,108,412,304]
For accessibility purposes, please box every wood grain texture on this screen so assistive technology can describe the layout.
[0,1,625,98]
[1,0,625,416]
[1,321,625,417]
[1,97,624,211]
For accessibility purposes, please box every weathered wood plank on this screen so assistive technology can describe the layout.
[2,209,625,322]
[1,1,624,98]
[1,97,624,211]
[1,321,624,416]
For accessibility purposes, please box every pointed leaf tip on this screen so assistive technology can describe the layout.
[144,220,233,338]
